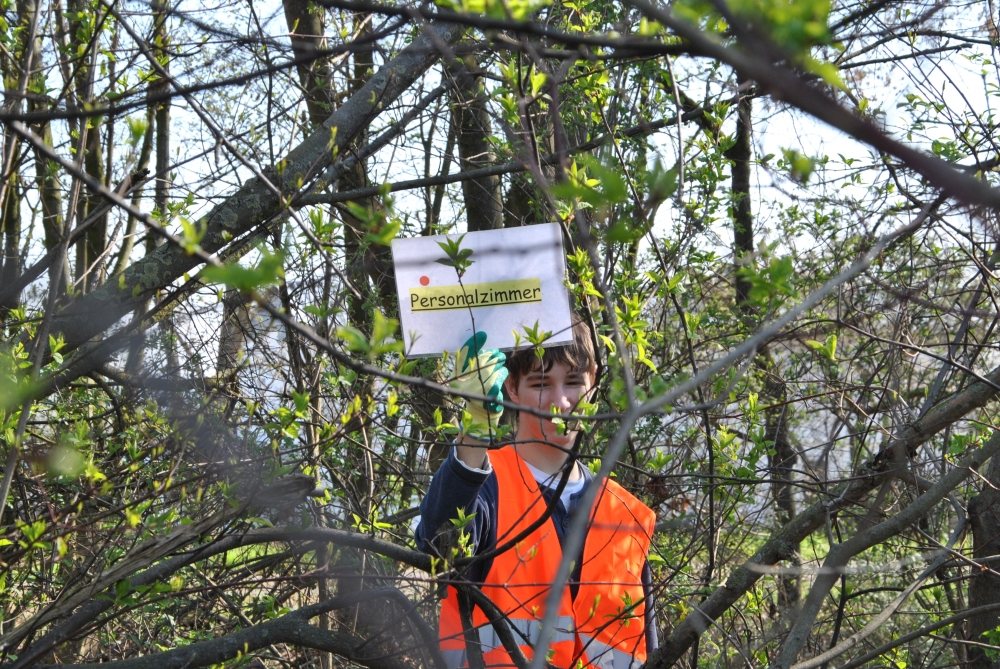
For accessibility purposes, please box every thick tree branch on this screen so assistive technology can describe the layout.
[3,476,322,666]
[791,505,965,669]
[30,589,418,669]
[830,603,1000,669]
[772,432,1000,669]
[40,21,466,353]
[643,356,1000,669]
[625,0,1000,210]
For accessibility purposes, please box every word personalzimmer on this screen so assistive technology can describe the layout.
[410,278,542,312]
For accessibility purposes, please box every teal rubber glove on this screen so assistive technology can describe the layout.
[450,332,508,441]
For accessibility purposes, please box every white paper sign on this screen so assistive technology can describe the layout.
[391,223,574,358]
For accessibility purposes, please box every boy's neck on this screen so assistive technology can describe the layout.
[514,439,581,481]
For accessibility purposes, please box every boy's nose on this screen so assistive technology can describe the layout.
[553,388,575,411]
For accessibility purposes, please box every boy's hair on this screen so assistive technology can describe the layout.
[505,317,597,388]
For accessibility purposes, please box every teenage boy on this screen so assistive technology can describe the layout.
[416,320,657,669]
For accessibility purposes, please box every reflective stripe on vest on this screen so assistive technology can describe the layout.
[443,649,467,669]
[437,446,655,669]
[579,635,643,669]
[476,616,577,653]
[572,479,654,669]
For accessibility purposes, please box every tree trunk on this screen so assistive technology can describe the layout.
[503,169,541,228]
[69,0,107,293]
[725,81,800,608]
[282,0,331,127]
[215,289,252,397]
[341,19,393,333]
[0,0,28,316]
[448,55,501,232]
[276,9,337,668]
[967,452,1000,669]
[761,353,798,608]
[20,0,64,293]
[112,105,155,278]
[728,82,754,309]
[126,0,170,376]
[0,171,21,317]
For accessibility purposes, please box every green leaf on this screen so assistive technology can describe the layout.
[805,334,837,360]
[371,309,403,355]
[781,149,816,184]
[203,246,285,293]
[364,215,401,246]
[126,115,148,147]
[335,325,370,353]
[178,217,206,254]
[606,222,641,244]
[291,390,309,414]
[435,234,475,276]
[646,161,678,204]
[551,157,628,210]
[803,56,847,92]
[530,70,548,97]
[739,253,797,306]
[824,334,837,361]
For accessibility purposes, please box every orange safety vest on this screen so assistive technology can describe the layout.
[438,446,656,669]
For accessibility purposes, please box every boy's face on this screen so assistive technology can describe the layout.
[505,358,597,449]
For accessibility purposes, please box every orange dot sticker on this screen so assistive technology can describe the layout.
[419,276,430,286]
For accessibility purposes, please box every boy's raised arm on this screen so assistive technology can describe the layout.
[414,446,495,557]
[415,332,507,554]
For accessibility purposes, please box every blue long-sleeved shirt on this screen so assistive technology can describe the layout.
[416,448,658,650]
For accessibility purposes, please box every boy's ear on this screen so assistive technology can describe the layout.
[505,376,520,404]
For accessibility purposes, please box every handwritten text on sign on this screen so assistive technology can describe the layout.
[409,279,542,312]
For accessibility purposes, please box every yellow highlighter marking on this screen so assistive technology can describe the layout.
[410,278,542,312]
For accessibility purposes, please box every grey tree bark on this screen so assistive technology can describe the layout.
[724,80,800,610]
[42,22,466,356]
[125,0,170,377]
[68,0,108,293]
[20,0,65,294]
[502,172,540,228]
[643,359,1000,669]
[215,289,252,396]
[283,0,332,126]
[339,18,396,334]
[967,453,1000,669]
[448,55,502,231]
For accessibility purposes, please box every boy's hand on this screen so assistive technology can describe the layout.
[450,332,508,442]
